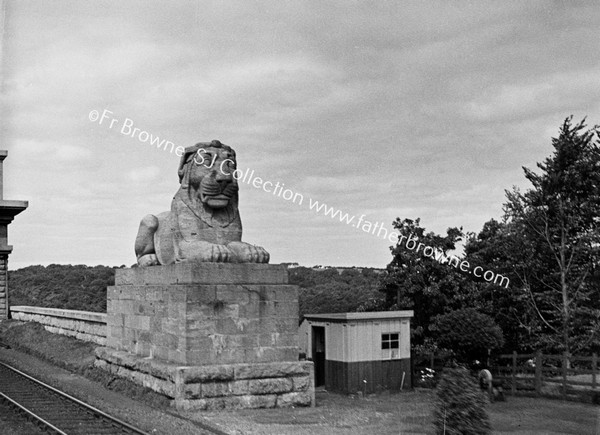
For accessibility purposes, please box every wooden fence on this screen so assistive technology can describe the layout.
[490,351,599,401]
[413,350,600,402]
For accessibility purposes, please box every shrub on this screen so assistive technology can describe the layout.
[434,366,490,435]
[433,308,504,363]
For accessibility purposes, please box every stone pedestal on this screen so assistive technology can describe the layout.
[95,262,314,409]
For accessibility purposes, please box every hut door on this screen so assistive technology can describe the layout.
[312,326,326,387]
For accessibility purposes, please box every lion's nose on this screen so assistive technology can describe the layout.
[216,179,232,193]
[215,169,232,182]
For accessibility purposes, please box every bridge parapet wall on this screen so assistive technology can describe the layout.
[9,305,106,345]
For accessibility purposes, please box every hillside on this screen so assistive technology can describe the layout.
[7,264,385,317]
[8,264,121,312]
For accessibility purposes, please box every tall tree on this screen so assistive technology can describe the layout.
[379,218,486,347]
[500,117,600,355]
[464,219,541,352]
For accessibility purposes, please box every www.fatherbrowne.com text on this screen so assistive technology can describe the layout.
[89,109,509,289]
[191,146,510,288]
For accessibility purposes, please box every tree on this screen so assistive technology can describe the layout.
[471,117,600,355]
[504,117,600,355]
[379,218,486,346]
[464,219,541,352]
[8,264,114,312]
[433,308,504,364]
[289,267,382,319]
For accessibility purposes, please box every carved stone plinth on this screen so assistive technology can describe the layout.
[95,348,314,410]
[96,262,314,409]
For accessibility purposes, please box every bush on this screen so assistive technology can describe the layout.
[434,308,504,363]
[434,366,490,435]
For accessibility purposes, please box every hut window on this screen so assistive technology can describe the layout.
[382,333,400,359]
[381,333,399,349]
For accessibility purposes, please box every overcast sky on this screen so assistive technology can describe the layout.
[1,0,599,269]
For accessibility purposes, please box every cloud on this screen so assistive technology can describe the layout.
[463,69,600,122]
[3,1,600,269]
[127,166,161,183]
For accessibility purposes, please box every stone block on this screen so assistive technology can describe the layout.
[186,319,217,334]
[185,335,213,349]
[161,318,182,335]
[248,378,293,395]
[154,333,178,350]
[244,346,299,363]
[113,300,134,315]
[191,346,246,366]
[167,349,186,364]
[174,394,278,411]
[233,394,278,409]
[135,315,151,331]
[167,302,186,318]
[184,350,215,366]
[152,346,170,362]
[109,325,123,339]
[133,301,156,316]
[259,333,299,347]
[185,285,217,303]
[183,383,202,399]
[292,376,311,392]
[115,263,288,286]
[178,365,235,383]
[145,286,168,302]
[276,392,313,408]
[234,362,311,379]
[228,379,250,395]
[215,285,251,304]
[107,314,124,327]
[200,382,232,398]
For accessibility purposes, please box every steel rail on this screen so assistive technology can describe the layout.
[0,390,67,434]
[0,361,152,435]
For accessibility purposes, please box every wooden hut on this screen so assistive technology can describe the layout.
[301,311,413,394]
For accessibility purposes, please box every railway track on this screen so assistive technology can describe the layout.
[0,361,151,435]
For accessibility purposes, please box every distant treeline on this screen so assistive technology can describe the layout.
[7,264,384,317]
[8,264,123,312]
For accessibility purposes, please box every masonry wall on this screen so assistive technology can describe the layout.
[98,262,314,410]
[107,263,300,366]
[95,347,315,410]
[10,306,107,345]
[0,255,7,319]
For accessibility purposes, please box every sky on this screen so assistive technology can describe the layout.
[0,0,599,270]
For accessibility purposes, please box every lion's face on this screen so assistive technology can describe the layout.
[187,145,238,209]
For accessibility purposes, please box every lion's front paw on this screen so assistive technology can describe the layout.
[227,242,270,263]
[207,243,232,262]
[177,241,233,263]
[138,253,159,267]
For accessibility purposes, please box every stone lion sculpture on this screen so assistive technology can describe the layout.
[134,140,270,266]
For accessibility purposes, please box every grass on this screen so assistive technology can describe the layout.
[195,388,599,435]
[0,320,171,407]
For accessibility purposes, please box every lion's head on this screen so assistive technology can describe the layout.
[177,140,239,227]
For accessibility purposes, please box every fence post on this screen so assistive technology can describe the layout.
[535,350,542,396]
[562,351,568,400]
[593,353,597,390]
[511,351,517,395]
